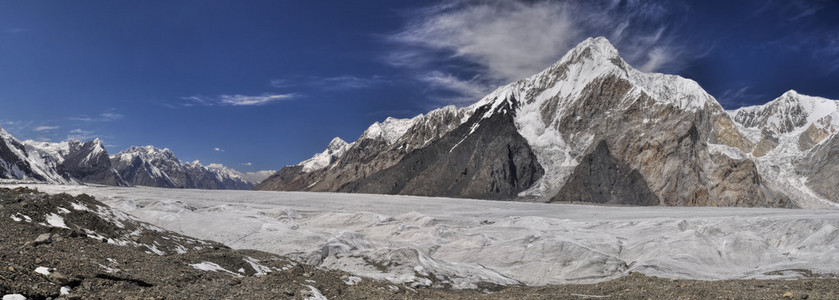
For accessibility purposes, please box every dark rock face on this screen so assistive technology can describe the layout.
[61,140,127,186]
[255,106,472,194]
[309,138,396,192]
[254,165,313,191]
[709,154,792,207]
[341,98,543,200]
[552,141,658,205]
[798,123,832,152]
[542,74,789,207]
[797,134,839,203]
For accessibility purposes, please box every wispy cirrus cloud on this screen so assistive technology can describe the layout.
[715,86,767,109]
[388,0,701,104]
[754,1,839,74]
[418,71,490,105]
[69,111,124,122]
[270,75,389,91]
[67,128,96,141]
[785,0,828,21]
[33,125,59,132]
[0,120,33,133]
[4,28,25,34]
[181,93,296,107]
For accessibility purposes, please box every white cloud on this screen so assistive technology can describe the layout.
[182,93,296,107]
[715,86,767,109]
[0,120,33,133]
[392,1,578,82]
[67,128,96,141]
[241,162,253,166]
[70,111,124,122]
[214,147,224,152]
[389,0,697,103]
[206,163,225,169]
[638,47,674,73]
[33,126,59,132]
[220,94,294,106]
[419,71,491,104]
[270,75,388,91]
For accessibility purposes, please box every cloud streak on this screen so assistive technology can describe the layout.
[182,93,296,107]
[388,0,699,103]
[418,71,490,105]
[270,75,389,91]
[69,111,124,122]
[715,86,767,109]
[67,128,96,141]
[33,126,59,132]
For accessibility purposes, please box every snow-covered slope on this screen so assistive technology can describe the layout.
[720,90,839,208]
[111,146,252,190]
[25,139,127,186]
[731,90,839,135]
[299,137,351,172]
[728,90,839,155]
[360,117,418,145]
[0,127,73,184]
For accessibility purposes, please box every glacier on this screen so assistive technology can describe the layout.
[9,184,839,289]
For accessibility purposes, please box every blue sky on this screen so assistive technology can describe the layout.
[1,0,838,172]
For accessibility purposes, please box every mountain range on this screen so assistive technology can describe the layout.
[0,129,268,189]
[3,37,838,208]
[255,37,839,209]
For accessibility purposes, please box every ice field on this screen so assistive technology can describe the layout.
[12,184,839,288]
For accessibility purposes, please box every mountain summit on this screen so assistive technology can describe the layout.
[111,145,252,189]
[257,37,818,208]
[0,129,258,190]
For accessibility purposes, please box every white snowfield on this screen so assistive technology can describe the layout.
[12,184,839,288]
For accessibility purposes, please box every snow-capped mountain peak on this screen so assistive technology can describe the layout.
[111,146,253,189]
[299,137,352,172]
[257,36,830,209]
[2,133,125,185]
[1,127,72,183]
[729,90,839,136]
[471,37,716,124]
[113,145,179,163]
[326,137,349,151]
[360,116,420,145]
[558,36,621,64]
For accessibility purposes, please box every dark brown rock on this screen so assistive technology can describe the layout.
[552,141,659,205]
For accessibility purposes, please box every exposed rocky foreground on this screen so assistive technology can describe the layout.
[2,187,838,299]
